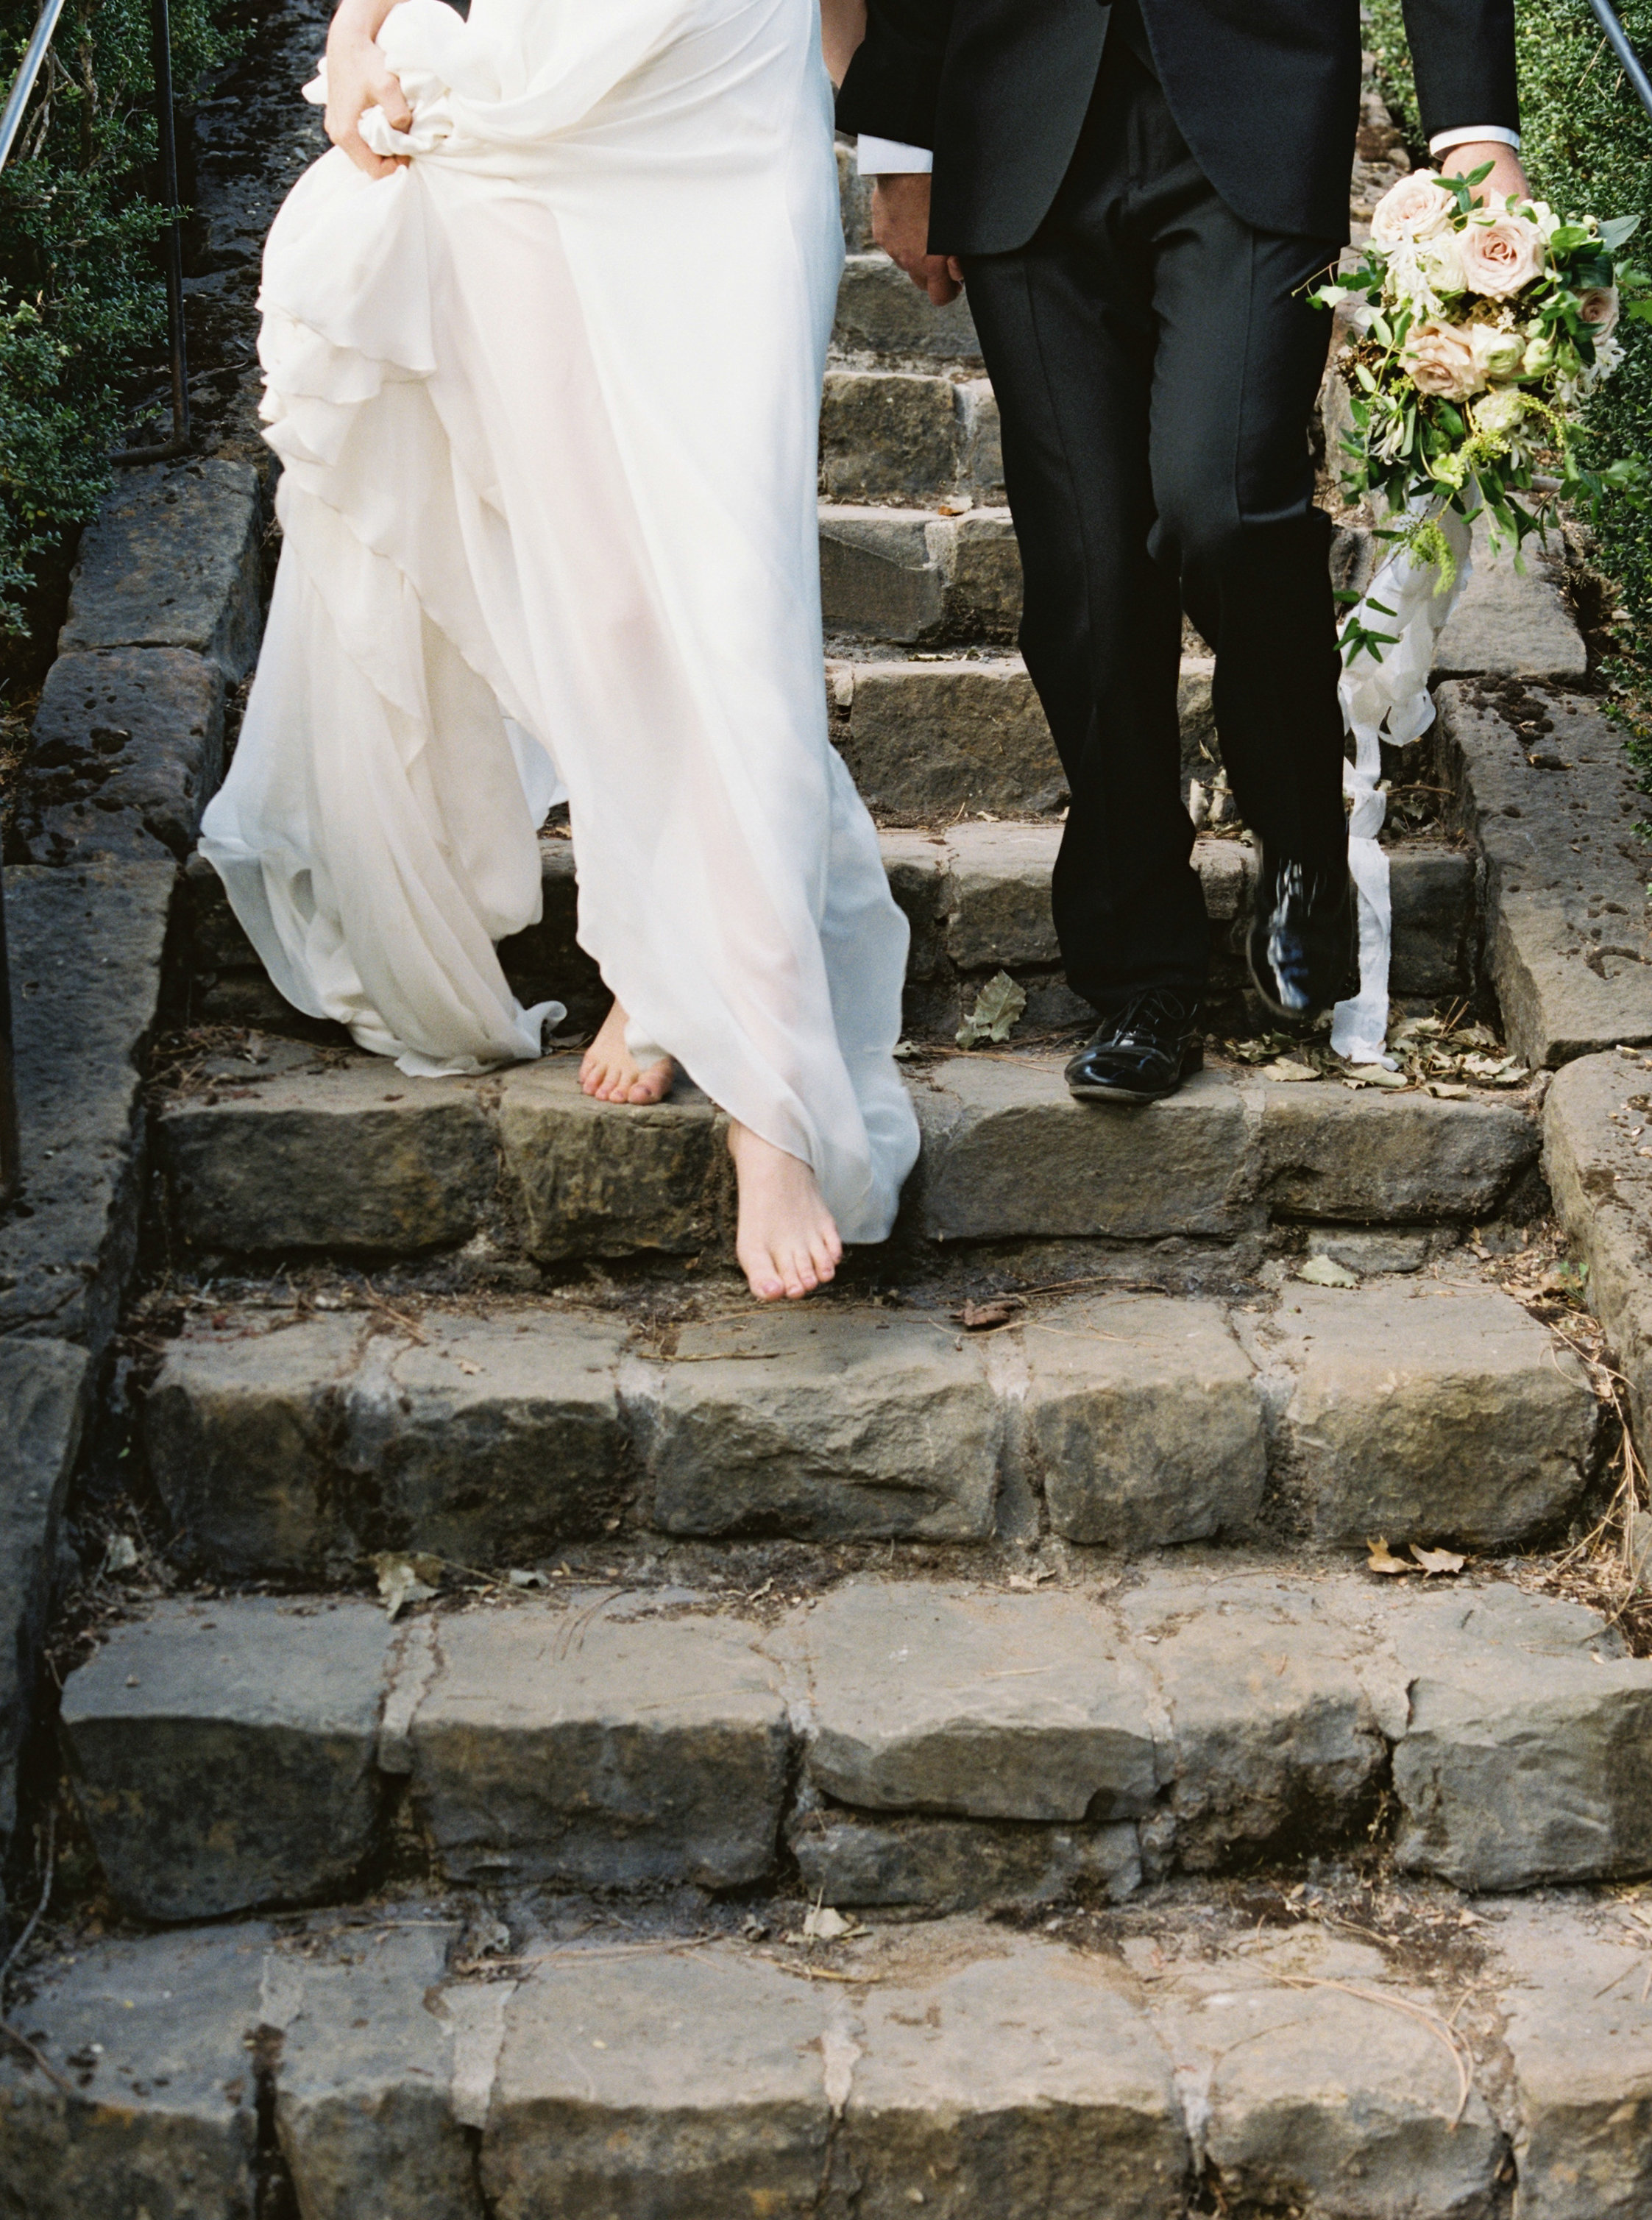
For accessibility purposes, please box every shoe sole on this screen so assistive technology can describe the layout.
[1067,1044,1204,1106]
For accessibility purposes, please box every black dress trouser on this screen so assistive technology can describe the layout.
[962,26,1350,1014]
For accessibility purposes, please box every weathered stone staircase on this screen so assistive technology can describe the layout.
[7,73,1652,2220]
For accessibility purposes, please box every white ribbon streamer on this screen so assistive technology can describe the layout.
[1330,498,1473,1065]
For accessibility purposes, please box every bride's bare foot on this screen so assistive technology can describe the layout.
[728,1123,843,1301]
[579,1001,674,1104]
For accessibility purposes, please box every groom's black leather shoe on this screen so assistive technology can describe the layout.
[1065,989,1203,1106]
[1247,846,1358,1023]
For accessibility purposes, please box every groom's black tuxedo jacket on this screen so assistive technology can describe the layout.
[836,0,1520,251]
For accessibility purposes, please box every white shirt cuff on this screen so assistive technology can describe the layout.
[857,134,933,175]
[1428,124,1521,155]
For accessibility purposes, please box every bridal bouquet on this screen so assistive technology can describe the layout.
[1314,163,1649,621]
[1302,164,1651,1072]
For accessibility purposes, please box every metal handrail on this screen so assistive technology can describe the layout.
[1587,0,1652,121]
[0,0,65,171]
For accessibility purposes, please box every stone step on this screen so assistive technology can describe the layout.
[820,368,1003,506]
[143,1274,1592,1574]
[833,250,983,366]
[142,1275,1591,1577]
[56,1569,1645,1926]
[183,819,1475,1040]
[10,1889,1651,2220]
[153,1033,1534,1271]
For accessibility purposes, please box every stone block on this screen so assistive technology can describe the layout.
[0,1926,266,2220]
[819,506,947,641]
[790,1806,1141,1911]
[1384,1583,1652,1890]
[631,1309,999,1540]
[1433,520,1587,683]
[1114,1572,1386,1869]
[1146,1927,1506,2220]
[60,459,263,679]
[59,1597,392,1919]
[912,1058,1255,1242]
[790,1582,1161,1822]
[1435,683,1652,1067]
[1024,1296,1266,1548]
[1389,844,1475,997]
[1272,1282,1597,1549]
[146,1309,633,1577]
[840,1944,1188,2220]
[957,377,1004,499]
[497,1058,731,1260]
[1252,1078,1539,1221]
[836,141,873,252]
[272,1926,483,2220]
[878,828,951,978]
[481,1948,831,2216]
[405,1599,789,1887]
[834,657,1066,821]
[0,1341,91,1854]
[1542,1049,1652,1439]
[14,648,227,866]
[946,508,1023,638]
[820,370,960,503]
[834,252,983,362]
[158,1060,498,1254]
[1495,1898,1652,2220]
[1,860,174,1350]
[940,819,1062,969]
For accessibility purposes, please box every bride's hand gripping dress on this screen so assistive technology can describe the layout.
[198,0,921,1298]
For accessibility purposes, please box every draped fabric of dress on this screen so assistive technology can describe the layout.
[199,0,920,1243]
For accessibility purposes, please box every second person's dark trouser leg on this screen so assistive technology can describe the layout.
[961,38,1347,1019]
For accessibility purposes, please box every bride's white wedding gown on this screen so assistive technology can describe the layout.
[199,0,920,1243]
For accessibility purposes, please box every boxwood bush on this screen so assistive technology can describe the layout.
[0,0,240,638]
[1364,0,1652,624]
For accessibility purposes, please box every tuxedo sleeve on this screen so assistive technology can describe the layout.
[1400,0,1520,141]
[835,0,954,150]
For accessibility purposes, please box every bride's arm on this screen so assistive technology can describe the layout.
[325,0,414,177]
[820,0,867,88]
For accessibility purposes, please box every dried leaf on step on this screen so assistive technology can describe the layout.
[507,1568,549,1589]
[803,1905,854,1942]
[1426,1081,1470,1100]
[103,1534,141,1576]
[1007,1567,1057,1591]
[455,1359,483,1376]
[891,1039,918,1061]
[1358,1065,1411,1089]
[1365,1538,1414,1576]
[372,1550,442,1619]
[957,971,1028,1048]
[954,1296,1025,1330]
[1263,1058,1320,1083]
[1298,1254,1359,1288]
[1410,1544,1467,1576]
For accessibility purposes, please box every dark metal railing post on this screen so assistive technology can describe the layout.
[1587,0,1652,121]
[118,0,192,462]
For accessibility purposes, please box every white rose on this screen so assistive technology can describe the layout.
[1371,170,1458,250]
[1400,319,1484,400]
[1470,323,1528,380]
[1459,206,1546,297]
[1472,386,1526,436]
[1414,230,1469,296]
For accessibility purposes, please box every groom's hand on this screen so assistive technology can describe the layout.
[1442,141,1531,208]
[871,174,965,306]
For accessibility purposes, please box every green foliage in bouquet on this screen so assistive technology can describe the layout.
[1315,163,1650,597]
[1365,0,1652,623]
[0,0,242,634]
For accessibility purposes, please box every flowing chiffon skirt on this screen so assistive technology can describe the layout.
[199,0,920,1242]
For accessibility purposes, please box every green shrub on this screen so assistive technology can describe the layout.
[0,0,241,633]
[1364,0,1652,625]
